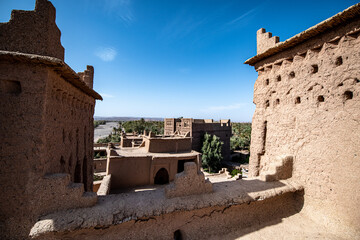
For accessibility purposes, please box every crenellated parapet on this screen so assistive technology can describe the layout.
[257,28,280,55]
[78,65,94,89]
[0,0,64,60]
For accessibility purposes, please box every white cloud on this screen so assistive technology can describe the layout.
[103,0,134,26]
[203,103,246,112]
[95,47,117,62]
[161,10,208,40]
[226,8,258,25]
[99,93,115,98]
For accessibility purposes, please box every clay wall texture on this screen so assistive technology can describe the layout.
[0,0,101,238]
[0,56,98,239]
[0,62,47,238]
[145,136,192,153]
[107,155,199,189]
[33,192,302,240]
[0,0,64,60]
[246,6,360,234]
[191,121,231,161]
[106,137,200,190]
[94,158,107,173]
[2,1,360,239]
[164,118,232,160]
[30,179,304,239]
[164,118,180,135]
[43,69,95,191]
[107,156,152,189]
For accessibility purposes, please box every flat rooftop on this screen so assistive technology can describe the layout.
[114,147,199,158]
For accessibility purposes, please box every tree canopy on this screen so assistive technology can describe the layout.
[201,133,223,173]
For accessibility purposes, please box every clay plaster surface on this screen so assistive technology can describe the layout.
[213,212,344,240]
[165,162,213,198]
[114,147,199,158]
[30,178,303,238]
[247,6,360,237]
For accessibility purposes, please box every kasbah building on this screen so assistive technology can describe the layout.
[0,0,359,239]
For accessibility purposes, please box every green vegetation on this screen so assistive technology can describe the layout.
[122,118,163,135]
[230,122,251,151]
[94,120,106,128]
[97,133,121,143]
[201,133,223,173]
[93,174,104,181]
[230,169,242,177]
[96,119,164,143]
[94,151,107,159]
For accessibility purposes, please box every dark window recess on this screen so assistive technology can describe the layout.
[277,75,281,82]
[154,168,169,184]
[265,79,269,85]
[0,79,21,94]
[74,161,82,183]
[174,230,182,240]
[275,99,280,105]
[335,56,343,66]
[318,95,325,102]
[60,156,66,172]
[289,71,295,78]
[343,91,353,101]
[295,97,301,104]
[311,64,318,73]
[265,100,270,108]
[83,156,88,191]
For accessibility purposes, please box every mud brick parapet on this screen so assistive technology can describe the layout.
[34,173,97,216]
[257,28,280,55]
[78,65,94,89]
[0,0,64,60]
[165,162,213,198]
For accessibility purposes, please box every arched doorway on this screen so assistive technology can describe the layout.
[154,168,169,185]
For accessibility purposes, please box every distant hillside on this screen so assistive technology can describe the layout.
[94,116,164,122]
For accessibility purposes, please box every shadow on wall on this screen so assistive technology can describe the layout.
[206,191,305,240]
[34,178,304,239]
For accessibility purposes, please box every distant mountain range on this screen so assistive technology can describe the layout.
[94,116,164,122]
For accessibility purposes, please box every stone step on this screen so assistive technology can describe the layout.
[260,155,293,182]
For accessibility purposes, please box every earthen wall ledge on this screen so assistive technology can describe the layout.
[0,50,102,100]
[97,175,111,196]
[245,3,360,65]
[29,179,303,238]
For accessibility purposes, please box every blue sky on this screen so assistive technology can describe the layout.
[0,0,358,121]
